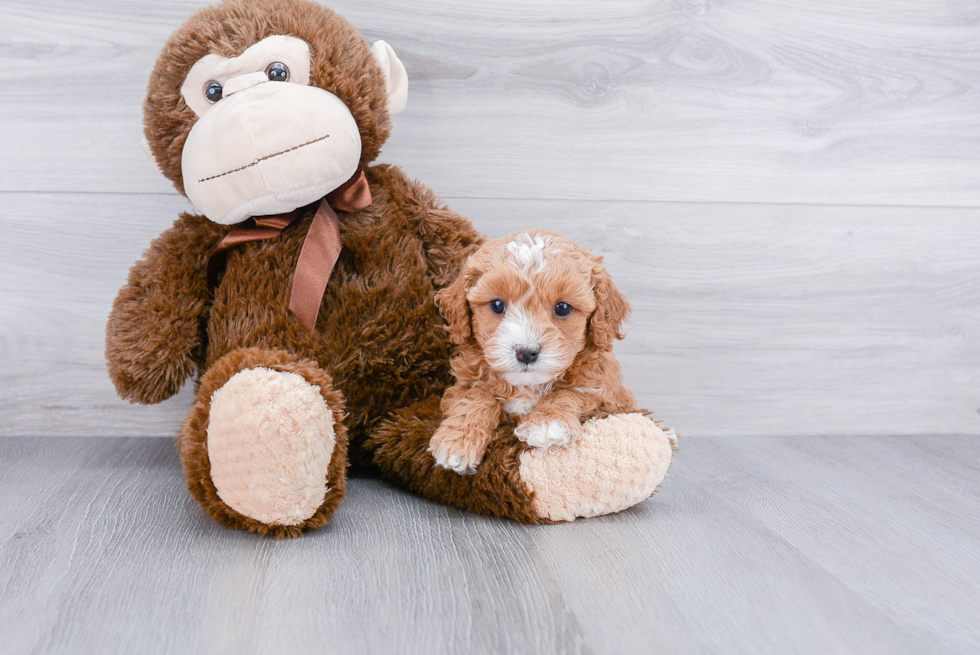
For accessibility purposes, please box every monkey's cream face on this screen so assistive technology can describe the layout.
[467,234,597,387]
[179,35,406,225]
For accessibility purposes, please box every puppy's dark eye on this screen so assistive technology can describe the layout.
[204,81,223,103]
[266,62,290,82]
[489,299,506,315]
[554,302,573,317]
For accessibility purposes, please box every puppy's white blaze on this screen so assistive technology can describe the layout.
[504,346,564,386]
[506,233,551,274]
[486,303,564,387]
[485,303,537,370]
[486,302,563,386]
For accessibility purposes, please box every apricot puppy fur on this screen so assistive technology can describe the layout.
[429,230,638,474]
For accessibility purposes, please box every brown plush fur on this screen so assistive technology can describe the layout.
[106,162,493,530]
[366,397,545,524]
[429,231,637,472]
[109,0,581,534]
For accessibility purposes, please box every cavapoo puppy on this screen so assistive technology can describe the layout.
[429,230,639,474]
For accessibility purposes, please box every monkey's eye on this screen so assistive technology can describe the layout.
[266,62,290,82]
[489,299,506,315]
[204,81,223,104]
[554,302,573,317]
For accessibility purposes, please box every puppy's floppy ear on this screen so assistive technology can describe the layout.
[586,256,631,351]
[436,256,482,345]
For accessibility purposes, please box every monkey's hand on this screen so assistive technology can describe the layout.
[106,214,222,405]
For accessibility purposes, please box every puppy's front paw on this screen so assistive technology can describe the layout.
[428,426,484,475]
[514,418,580,449]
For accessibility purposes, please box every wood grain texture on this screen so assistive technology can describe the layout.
[0,435,977,654]
[0,0,978,205]
[2,192,978,438]
[0,0,978,439]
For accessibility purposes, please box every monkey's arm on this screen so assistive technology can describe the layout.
[106,213,225,404]
[415,198,484,288]
[367,164,485,288]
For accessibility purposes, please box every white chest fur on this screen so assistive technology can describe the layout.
[502,384,552,416]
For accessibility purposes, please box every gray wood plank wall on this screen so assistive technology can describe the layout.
[1,0,978,437]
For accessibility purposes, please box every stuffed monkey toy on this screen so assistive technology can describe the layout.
[106,0,674,538]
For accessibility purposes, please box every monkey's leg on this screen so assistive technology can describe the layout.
[180,348,347,538]
[366,396,675,523]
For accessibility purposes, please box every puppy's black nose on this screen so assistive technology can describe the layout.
[515,344,540,365]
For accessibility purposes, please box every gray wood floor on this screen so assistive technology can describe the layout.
[1,435,977,654]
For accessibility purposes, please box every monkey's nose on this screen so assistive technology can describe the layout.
[223,71,269,97]
[515,344,540,365]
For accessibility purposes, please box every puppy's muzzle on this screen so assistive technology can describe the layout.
[515,344,540,365]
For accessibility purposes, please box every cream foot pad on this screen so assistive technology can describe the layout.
[519,413,675,522]
[207,367,336,525]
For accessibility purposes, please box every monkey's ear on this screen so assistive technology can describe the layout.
[370,40,408,115]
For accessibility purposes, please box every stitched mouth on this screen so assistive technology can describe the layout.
[198,133,330,183]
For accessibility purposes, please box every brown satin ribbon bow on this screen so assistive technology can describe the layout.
[207,170,373,333]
